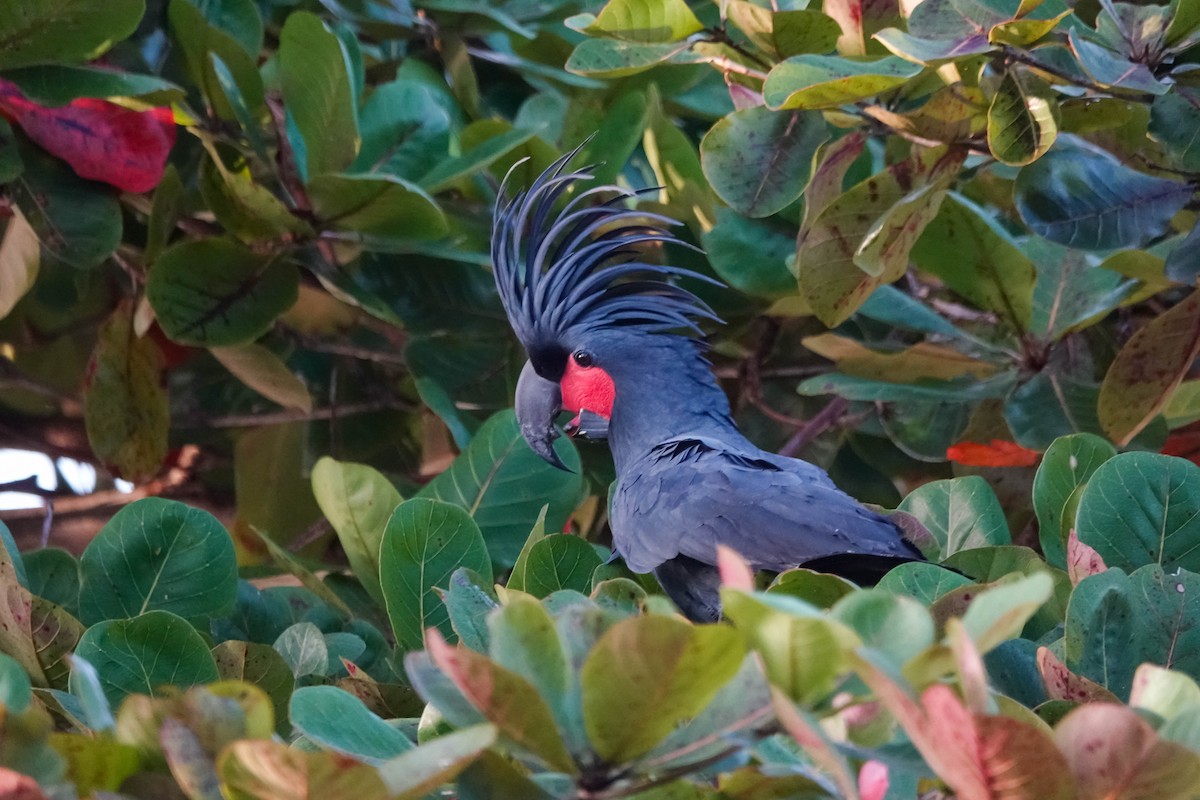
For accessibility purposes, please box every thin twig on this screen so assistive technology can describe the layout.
[1001,46,1157,103]
[778,396,851,458]
[183,399,414,428]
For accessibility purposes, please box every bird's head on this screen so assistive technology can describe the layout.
[492,149,720,471]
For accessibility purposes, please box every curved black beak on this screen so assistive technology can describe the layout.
[515,360,571,472]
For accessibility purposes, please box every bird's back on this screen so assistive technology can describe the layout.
[611,433,923,576]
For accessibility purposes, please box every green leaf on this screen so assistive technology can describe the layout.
[168,0,264,120]
[380,498,493,652]
[74,610,219,706]
[522,536,602,598]
[701,208,797,298]
[376,724,497,799]
[83,305,168,484]
[273,622,329,679]
[350,73,456,182]
[961,572,1054,652]
[10,138,121,269]
[1069,29,1169,95]
[764,55,924,110]
[1099,291,1200,445]
[987,67,1059,166]
[198,158,309,245]
[1015,143,1192,251]
[418,410,582,569]
[211,344,314,414]
[720,591,850,703]
[278,12,360,177]
[1029,241,1137,340]
[1149,92,1200,172]
[147,239,299,347]
[585,0,703,42]
[873,29,993,64]
[1076,451,1200,573]
[876,561,974,604]
[1065,566,1195,695]
[1006,371,1128,450]
[768,569,858,608]
[308,174,447,240]
[0,65,183,106]
[218,739,391,800]
[0,652,32,711]
[1063,569,1139,698]
[774,10,845,56]
[78,497,236,624]
[311,457,402,608]
[212,641,295,732]
[581,614,745,762]
[799,371,1015,402]
[832,590,935,665]
[898,476,1011,560]
[427,632,576,772]
[700,107,828,218]
[1032,433,1116,568]
[0,0,144,70]
[911,193,1035,330]
[290,686,413,763]
[444,568,498,653]
[418,127,538,194]
[24,548,80,614]
[486,595,580,751]
[565,38,691,78]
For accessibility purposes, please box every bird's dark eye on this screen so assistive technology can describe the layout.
[573,350,594,368]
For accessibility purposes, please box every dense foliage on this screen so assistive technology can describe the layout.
[5,0,1200,796]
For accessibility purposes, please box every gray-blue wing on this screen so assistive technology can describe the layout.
[611,436,922,575]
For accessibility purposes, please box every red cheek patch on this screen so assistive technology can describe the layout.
[560,360,615,419]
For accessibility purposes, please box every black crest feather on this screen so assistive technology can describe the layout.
[491,147,720,355]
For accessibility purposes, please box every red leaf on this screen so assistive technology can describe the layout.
[1162,428,1200,465]
[0,79,175,193]
[946,439,1041,467]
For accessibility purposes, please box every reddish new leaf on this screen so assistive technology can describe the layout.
[946,439,1041,467]
[0,79,175,193]
[1037,646,1118,703]
[1065,529,1106,586]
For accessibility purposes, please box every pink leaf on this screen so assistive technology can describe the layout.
[1066,529,1106,586]
[716,544,755,591]
[858,760,889,800]
[0,78,175,193]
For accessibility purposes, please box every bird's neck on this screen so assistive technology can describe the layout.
[605,339,740,474]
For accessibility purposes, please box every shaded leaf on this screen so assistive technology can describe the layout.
[147,239,299,347]
[211,344,313,414]
[1099,291,1200,445]
[0,208,38,320]
[278,12,359,177]
[289,685,413,763]
[0,0,144,70]
[417,411,581,569]
[1032,433,1116,568]
[1015,143,1191,251]
[700,107,828,218]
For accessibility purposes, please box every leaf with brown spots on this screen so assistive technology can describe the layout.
[1056,703,1200,800]
[1037,646,1118,703]
[1099,290,1200,446]
[1066,529,1106,586]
